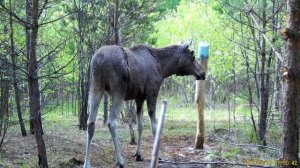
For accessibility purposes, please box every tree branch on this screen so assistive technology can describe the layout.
[266,2,285,22]
[38,0,49,19]
[38,53,76,79]
[37,39,66,65]
[244,3,283,62]
[0,3,31,28]
[38,13,72,27]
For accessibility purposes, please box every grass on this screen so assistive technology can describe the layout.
[44,111,76,129]
[6,96,281,147]
[222,146,240,159]
[2,97,283,167]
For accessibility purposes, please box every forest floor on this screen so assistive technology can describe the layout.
[0,104,281,168]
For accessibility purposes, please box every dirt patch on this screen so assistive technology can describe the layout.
[1,126,208,167]
[0,120,278,168]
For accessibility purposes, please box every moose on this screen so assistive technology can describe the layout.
[84,41,205,168]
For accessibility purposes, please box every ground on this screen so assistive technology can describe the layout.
[0,104,281,168]
[1,120,215,168]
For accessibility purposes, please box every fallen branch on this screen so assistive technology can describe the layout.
[212,138,279,151]
[158,159,273,168]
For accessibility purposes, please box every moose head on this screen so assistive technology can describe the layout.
[175,41,206,80]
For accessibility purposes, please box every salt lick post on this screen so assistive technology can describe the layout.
[150,101,167,168]
[195,42,209,149]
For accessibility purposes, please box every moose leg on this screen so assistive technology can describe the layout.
[134,99,144,161]
[147,98,157,138]
[84,86,104,168]
[108,93,125,168]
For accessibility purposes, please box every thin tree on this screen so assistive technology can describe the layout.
[8,0,27,136]
[257,0,269,145]
[75,0,89,130]
[221,0,285,144]
[27,0,48,166]
[1,0,75,166]
[26,0,35,135]
[0,79,9,149]
[279,0,300,165]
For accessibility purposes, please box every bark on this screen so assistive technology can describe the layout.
[125,101,136,145]
[113,0,121,46]
[26,0,35,135]
[79,64,90,130]
[76,0,88,130]
[9,0,27,136]
[240,18,258,137]
[245,50,258,137]
[279,0,300,165]
[0,80,9,149]
[61,82,64,115]
[72,59,76,115]
[232,62,236,124]
[27,0,48,166]
[274,60,282,111]
[258,0,268,145]
[272,0,282,112]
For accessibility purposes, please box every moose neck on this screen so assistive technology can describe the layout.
[152,46,180,78]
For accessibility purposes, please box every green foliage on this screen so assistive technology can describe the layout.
[222,146,240,159]
[205,149,218,161]
[151,0,244,102]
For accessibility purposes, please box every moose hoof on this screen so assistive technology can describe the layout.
[135,155,144,161]
[116,163,125,168]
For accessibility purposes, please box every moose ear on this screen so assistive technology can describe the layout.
[186,40,193,46]
[181,40,193,50]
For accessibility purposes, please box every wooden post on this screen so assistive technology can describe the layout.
[150,101,167,168]
[195,42,209,149]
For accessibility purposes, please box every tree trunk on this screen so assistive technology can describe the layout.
[274,60,282,111]
[61,82,64,115]
[125,101,136,145]
[79,65,90,130]
[76,0,88,130]
[26,0,35,135]
[232,62,237,125]
[0,80,9,149]
[258,0,268,145]
[27,0,48,166]
[240,17,258,138]
[72,59,76,115]
[272,0,282,112]
[279,0,300,165]
[244,49,258,138]
[113,0,121,46]
[9,0,27,136]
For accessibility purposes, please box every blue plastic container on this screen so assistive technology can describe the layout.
[198,42,209,59]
